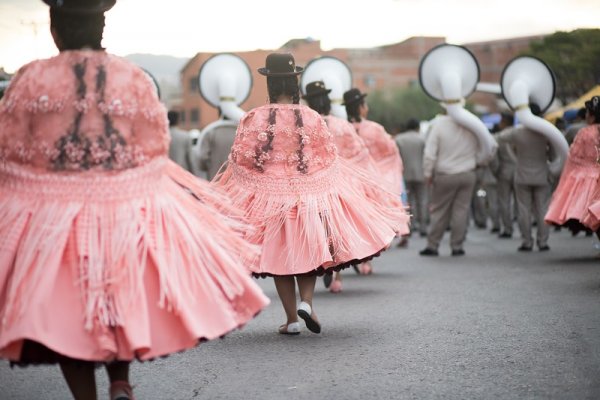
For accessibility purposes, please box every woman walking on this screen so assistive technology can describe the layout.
[215,54,409,334]
[0,1,269,399]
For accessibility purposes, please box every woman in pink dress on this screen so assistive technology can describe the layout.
[214,54,409,335]
[577,97,600,236]
[343,88,406,274]
[0,1,269,399]
[545,96,600,237]
[302,80,400,292]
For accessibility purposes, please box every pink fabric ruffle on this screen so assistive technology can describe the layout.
[583,200,600,231]
[352,119,404,196]
[215,158,409,276]
[0,158,269,362]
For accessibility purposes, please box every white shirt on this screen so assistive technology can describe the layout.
[423,115,478,178]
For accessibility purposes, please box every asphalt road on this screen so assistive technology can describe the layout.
[1,228,600,400]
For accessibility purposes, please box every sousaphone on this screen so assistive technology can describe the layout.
[301,56,352,119]
[419,43,497,164]
[500,55,568,176]
[198,53,252,122]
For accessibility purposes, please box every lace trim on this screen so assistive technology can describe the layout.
[0,140,149,171]
[0,93,165,123]
[0,157,168,201]
[229,158,341,195]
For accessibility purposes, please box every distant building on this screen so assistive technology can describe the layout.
[177,35,547,130]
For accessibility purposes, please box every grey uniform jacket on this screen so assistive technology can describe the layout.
[168,127,193,173]
[497,126,551,186]
[198,120,238,181]
[394,130,425,182]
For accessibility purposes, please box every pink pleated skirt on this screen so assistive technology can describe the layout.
[215,157,410,277]
[0,157,269,363]
[545,160,599,226]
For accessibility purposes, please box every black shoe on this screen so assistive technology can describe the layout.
[498,232,512,239]
[397,237,409,248]
[419,248,439,256]
[420,231,427,238]
[539,245,550,251]
[491,227,500,234]
[451,249,465,256]
[517,245,533,252]
[323,273,332,288]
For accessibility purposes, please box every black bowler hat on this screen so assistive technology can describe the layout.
[258,53,303,77]
[343,88,367,106]
[302,81,331,99]
[585,96,600,118]
[42,0,116,13]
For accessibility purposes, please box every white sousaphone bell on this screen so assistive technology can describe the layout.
[300,56,353,119]
[198,53,252,122]
[419,44,497,164]
[500,55,568,176]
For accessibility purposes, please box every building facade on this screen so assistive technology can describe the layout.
[177,35,546,130]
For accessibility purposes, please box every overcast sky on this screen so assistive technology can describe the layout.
[0,0,599,73]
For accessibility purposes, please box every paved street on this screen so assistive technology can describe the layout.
[2,228,600,399]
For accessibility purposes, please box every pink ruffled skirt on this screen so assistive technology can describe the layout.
[545,160,599,226]
[0,157,269,363]
[215,158,409,277]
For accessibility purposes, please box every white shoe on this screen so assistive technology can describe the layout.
[278,322,300,335]
[297,302,321,334]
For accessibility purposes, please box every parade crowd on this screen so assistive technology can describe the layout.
[0,1,598,399]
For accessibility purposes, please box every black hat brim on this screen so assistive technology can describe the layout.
[257,66,304,77]
[42,0,116,13]
[342,93,367,106]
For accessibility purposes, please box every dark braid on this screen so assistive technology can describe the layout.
[53,60,91,170]
[253,108,276,172]
[294,109,307,174]
[263,75,308,173]
[306,95,331,116]
[345,99,363,123]
[95,65,128,169]
[267,76,300,104]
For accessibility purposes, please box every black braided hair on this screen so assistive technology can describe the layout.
[253,108,277,172]
[50,8,105,51]
[294,108,307,174]
[267,76,300,105]
[53,59,91,170]
[305,94,331,116]
[257,75,307,173]
[345,98,363,123]
[95,64,128,169]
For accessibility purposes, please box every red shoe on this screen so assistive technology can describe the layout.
[330,280,343,293]
[359,263,373,275]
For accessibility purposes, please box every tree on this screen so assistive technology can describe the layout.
[367,85,443,132]
[524,29,600,103]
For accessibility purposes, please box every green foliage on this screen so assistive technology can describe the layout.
[366,85,443,132]
[523,29,600,103]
